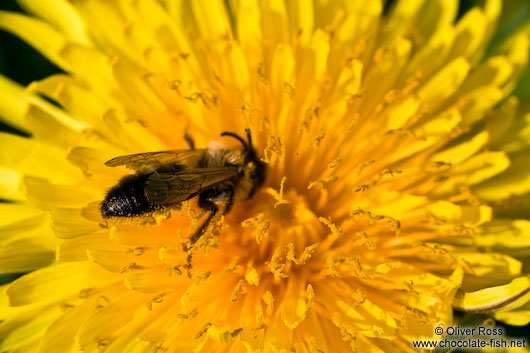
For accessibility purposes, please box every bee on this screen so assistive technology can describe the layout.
[101,129,266,247]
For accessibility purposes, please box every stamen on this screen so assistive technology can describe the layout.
[307,175,338,190]
[331,313,356,351]
[194,323,212,339]
[245,264,260,286]
[266,247,289,279]
[230,279,245,302]
[309,128,326,147]
[286,243,300,265]
[261,136,285,164]
[318,217,342,237]
[222,256,239,274]
[301,243,321,264]
[266,177,290,208]
[146,295,164,310]
[306,284,314,312]
[263,291,275,315]
[241,213,270,244]
[327,148,344,169]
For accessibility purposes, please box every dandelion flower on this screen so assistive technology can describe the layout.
[1,0,530,352]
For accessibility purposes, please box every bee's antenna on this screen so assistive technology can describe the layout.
[220,131,248,151]
[245,128,253,148]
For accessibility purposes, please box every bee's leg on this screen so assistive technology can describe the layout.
[187,197,218,247]
[222,187,235,215]
[184,132,195,150]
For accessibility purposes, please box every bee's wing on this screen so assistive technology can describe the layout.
[104,149,206,172]
[145,167,239,205]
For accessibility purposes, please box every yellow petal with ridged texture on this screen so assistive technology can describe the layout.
[25,105,83,150]
[453,276,530,313]
[474,151,530,200]
[233,0,262,68]
[431,131,489,164]
[0,305,62,353]
[0,75,31,134]
[16,0,89,44]
[414,0,458,48]
[75,292,145,352]
[0,238,54,275]
[27,75,107,129]
[261,0,289,46]
[57,232,115,262]
[418,57,470,111]
[191,0,232,41]
[24,176,100,209]
[218,42,250,91]
[400,26,455,85]
[286,0,314,45]
[0,167,24,201]
[0,133,83,183]
[0,203,45,229]
[50,207,101,239]
[38,292,108,353]
[446,8,487,63]
[459,56,514,94]
[382,0,424,44]
[0,11,68,69]
[494,300,530,326]
[472,220,530,256]
[6,262,119,306]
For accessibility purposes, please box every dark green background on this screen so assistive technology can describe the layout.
[1,0,529,349]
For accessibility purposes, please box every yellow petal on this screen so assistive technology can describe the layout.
[0,11,67,69]
[6,262,119,306]
[0,167,25,201]
[50,207,100,239]
[453,276,530,313]
[0,132,82,183]
[0,75,31,134]
[494,300,530,326]
[24,176,100,209]
[191,0,232,41]
[418,57,470,111]
[17,0,89,44]
[446,8,487,62]
[0,238,54,275]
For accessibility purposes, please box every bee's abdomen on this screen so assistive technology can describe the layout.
[101,173,159,218]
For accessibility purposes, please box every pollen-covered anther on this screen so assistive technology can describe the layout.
[263,291,275,316]
[286,243,300,265]
[266,177,290,208]
[261,135,285,164]
[245,263,260,286]
[241,213,270,244]
[309,128,326,147]
[230,279,246,302]
[266,247,289,279]
[331,312,357,351]
[298,104,321,133]
[119,262,138,273]
[353,232,376,249]
[327,148,344,169]
[319,217,342,237]
[301,243,321,264]
[306,284,314,312]
[125,247,146,256]
[146,295,164,311]
[194,323,212,339]
[96,296,111,309]
[222,256,240,274]
[307,175,338,190]
[326,257,364,278]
